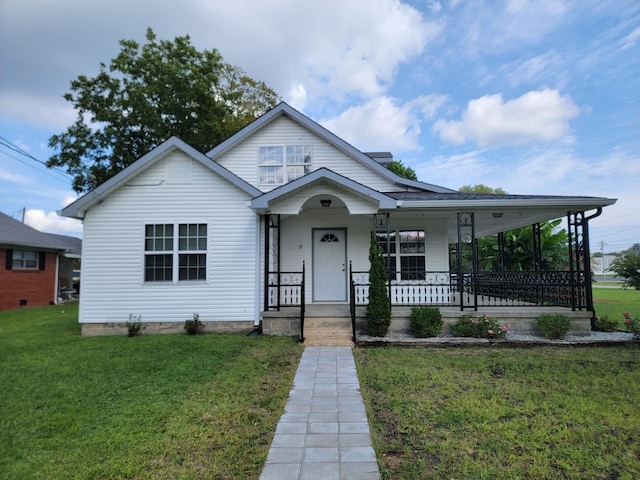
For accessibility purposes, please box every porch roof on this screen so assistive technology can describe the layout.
[387,191,617,239]
[250,167,398,214]
[387,191,617,209]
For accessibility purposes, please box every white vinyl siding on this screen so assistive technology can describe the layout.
[215,116,398,192]
[78,152,258,325]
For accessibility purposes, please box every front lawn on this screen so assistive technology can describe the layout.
[355,346,640,479]
[0,303,302,479]
[593,285,640,327]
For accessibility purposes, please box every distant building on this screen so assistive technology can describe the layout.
[0,211,81,310]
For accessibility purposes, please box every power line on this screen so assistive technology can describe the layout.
[0,135,72,180]
[0,148,72,185]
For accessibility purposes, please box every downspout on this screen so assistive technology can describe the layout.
[582,208,603,327]
[54,252,60,305]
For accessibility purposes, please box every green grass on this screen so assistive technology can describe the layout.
[0,303,302,479]
[355,346,640,480]
[593,285,640,326]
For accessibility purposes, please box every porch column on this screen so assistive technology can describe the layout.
[568,209,602,316]
[456,212,477,310]
[264,214,281,311]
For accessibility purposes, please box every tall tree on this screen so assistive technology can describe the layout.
[387,160,417,180]
[48,28,279,193]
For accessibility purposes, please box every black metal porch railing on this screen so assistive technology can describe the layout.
[349,262,357,343]
[265,263,306,342]
[349,270,588,310]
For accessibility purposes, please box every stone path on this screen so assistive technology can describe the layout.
[260,346,380,480]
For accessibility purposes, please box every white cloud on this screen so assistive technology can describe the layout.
[447,0,570,59]
[0,165,32,185]
[24,209,82,237]
[0,0,442,128]
[621,26,640,50]
[322,94,447,152]
[433,89,579,147]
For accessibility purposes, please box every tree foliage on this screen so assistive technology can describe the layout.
[387,160,417,180]
[610,244,640,289]
[456,184,569,271]
[366,235,391,337]
[477,220,569,271]
[48,28,279,193]
[459,184,507,195]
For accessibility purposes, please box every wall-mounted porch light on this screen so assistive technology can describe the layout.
[492,212,504,218]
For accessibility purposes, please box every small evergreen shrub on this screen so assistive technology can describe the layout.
[126,314,144,337]
[450,314,509,339]
[184,313,204,335]
[409,306,443,338]
[594,315,617,332]
[537,313,571,340]
[366,235,391,337]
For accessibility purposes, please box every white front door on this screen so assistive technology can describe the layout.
[313,228,347,302]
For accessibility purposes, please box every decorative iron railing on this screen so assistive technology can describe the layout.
[266,264,306,342]
[349,270,588,310]
[266,271,305,310]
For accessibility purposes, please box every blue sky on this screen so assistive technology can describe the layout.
[0,0,638,253]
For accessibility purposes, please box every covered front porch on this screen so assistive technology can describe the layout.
[251,170,612,343]
[260,208,599,343]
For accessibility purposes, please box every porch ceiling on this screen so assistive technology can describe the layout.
[391,193,616,241]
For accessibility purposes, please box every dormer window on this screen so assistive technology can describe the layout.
[259,145,312,185]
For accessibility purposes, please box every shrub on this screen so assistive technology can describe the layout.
[409,306,443,338]
[184,313,204,335]
[450,314,509,339]
[537,313,571,340]
[594,315,617,332]
[126,314,144,337]
[366,235,391,337]
[623,311,640,339]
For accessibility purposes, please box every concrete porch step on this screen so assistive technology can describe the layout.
[303,317,354,347]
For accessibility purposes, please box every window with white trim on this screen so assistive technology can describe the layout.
[259,145,311,185]
[376,230,425,280]
[144,223,207,282]
[11,250,39,270]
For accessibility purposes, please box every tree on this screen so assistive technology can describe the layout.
[609,244,640,289]
[456,184,568,271]
[366,235,391,336]
[48,28,279,193]
[387,160,417,180]
[459,184,507,195]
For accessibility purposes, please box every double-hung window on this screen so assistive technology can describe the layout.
[377,230,426,280]
[144,223,207,282]
[259,145,311,185]
[11,250,39,270]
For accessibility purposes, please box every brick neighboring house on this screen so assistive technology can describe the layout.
[0,212,81,311]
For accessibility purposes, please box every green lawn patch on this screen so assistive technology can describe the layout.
[593,286,640,327]
[355,346,640,479]
[0,303,302,479]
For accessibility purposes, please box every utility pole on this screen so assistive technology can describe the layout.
[599,240,607,280]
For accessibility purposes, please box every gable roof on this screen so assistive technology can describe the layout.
[207,102,457,194]
[250,167,398,213]
[61,137,262,219]
[0,211,81,253]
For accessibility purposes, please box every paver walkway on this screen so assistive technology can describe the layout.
[260,346,380,480]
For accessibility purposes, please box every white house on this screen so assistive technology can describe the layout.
[61,102,616,341]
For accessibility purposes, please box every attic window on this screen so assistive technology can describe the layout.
[259,145,312,185]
